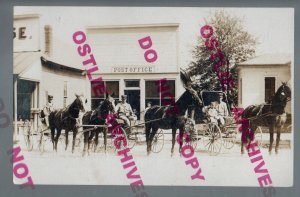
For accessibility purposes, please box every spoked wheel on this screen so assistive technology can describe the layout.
[184,132,198,151]
[151,129,164,153]
[38,135,45,154]
[203,123,222,156]
[38,129,45,154]
[125,127,138,149]
[254,126,263,147]
[111,127,129,151]
[222,128,237,149]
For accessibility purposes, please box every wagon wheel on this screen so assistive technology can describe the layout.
[254,126,263,147]
[184,132,198,151]
[222,128,237,149]
[38,127,46,154]
[24,133,33,151]
[151,129,164,153]
[111,127,129,151]
[202,123,222,156]
[125,127,138,149]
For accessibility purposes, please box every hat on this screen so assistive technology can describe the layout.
[121,95,127,99]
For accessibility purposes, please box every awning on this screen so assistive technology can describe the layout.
[13,52,41,75]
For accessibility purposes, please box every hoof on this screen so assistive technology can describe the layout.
[275,149,279,154]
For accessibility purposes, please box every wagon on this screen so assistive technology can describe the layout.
[194,91,263,155]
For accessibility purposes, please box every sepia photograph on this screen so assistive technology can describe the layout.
[13,6,293,188]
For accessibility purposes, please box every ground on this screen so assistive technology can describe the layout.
[14,131,293,187]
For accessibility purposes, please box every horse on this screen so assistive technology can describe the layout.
[82,94,115,156]
[49,94,87,152]
[241,82,291,154]
[145,81,203,156]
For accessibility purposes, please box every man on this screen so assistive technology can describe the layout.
[115,95,137,128]
[145,101,152,113]
[42,94,54,127]
[216,93,229,125]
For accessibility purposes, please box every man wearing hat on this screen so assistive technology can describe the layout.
[115,95,137,128]
[42,94,55,127]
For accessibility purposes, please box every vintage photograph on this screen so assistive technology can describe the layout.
[13,7,293,187]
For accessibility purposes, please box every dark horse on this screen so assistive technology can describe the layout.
[82,94,115,156]
[145,71,203,156]
[241,82,291,154]
[49,94,87,152]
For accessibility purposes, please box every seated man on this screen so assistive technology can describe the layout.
[216,93,229,125]
[203,101,220,124]
[115,95,137,128]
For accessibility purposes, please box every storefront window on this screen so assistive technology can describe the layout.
[125,80,140,88]
[91,81,119,109]
[145,80,175,107]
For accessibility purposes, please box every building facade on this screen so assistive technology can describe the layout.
[13,7,187,130]
[13,14,89,134]
[237,54,292,114]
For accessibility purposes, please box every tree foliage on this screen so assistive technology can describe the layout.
[189,10,257,105]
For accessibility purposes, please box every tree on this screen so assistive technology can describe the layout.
[188,10,257,105]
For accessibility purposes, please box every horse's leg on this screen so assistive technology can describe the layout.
[178,128,184,155]
[103,127,107,154]
[55,129,61,152]
[72,129,78,153]
[171,128,177,157]
[65,130,69,151]
[50,127,55,150]
[82,130,89,156]
[94,130,99,152]
[275,126,281,154]
[87,130,96,155]
[149,127,158,155]
[269,126,274,154]
[145,123,151,155]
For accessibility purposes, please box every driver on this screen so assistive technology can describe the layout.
[115,95,137,128]
[42,94,54,127]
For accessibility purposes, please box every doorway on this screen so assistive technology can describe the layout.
[124,90,141,120]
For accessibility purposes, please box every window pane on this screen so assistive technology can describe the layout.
[166,80,175,96]
[125,80,139,88]
[91,80,105,98]
[106,81,119,98]
[265,77,275,102]
[161,80,175,99]
[145,81,159,98]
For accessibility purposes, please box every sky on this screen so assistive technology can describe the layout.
[14,7,294,68]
